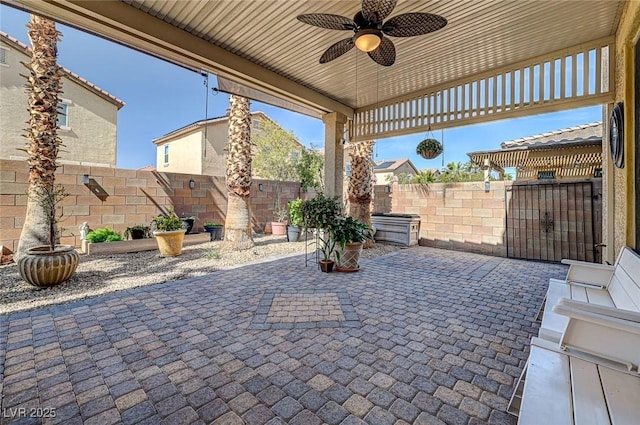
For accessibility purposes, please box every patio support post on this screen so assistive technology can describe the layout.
[323,112,347,201]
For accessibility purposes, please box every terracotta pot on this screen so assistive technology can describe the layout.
[336,242,363,271]
[17,245,79,287]
[319,260,335,273]
[153,229,186,257]
[271,221,287,236]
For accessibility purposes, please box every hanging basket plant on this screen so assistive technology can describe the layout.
[416,138,443,160]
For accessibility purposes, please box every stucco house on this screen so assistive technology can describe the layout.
[153,111,301,176]
[0,31,124,168]
[372,158,420,184]
[468,122,602,181]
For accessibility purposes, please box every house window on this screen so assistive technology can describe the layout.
[57,102,70,128]
[0,47,8,66]
[164,145,169,164]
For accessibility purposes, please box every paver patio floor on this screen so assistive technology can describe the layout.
[0,247,566,425]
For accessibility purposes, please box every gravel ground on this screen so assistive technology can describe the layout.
[0,234,406,315]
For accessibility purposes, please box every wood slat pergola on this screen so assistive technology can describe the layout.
[468,123,603,180]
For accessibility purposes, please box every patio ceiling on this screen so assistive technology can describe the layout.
[6,1,624,121]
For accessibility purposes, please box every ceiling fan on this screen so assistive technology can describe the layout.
[297,0,447,67]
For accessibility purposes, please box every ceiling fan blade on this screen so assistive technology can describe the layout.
[382,13,447,37]
[320,38,355,63]
[368,37,395,66]
[297,14,355,30]
[362,0,398,24]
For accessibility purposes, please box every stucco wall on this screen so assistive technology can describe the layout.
[201,122,228,176]
[610,0,640,256]
[396,162,417,177]
[155,131,203,175]
[0,40,119,167]
[155,114,278,177]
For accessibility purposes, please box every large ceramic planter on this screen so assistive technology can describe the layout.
[336,242,363,271]
[153,229,186,257]
[17,245,79,288]
[271,221,287,236]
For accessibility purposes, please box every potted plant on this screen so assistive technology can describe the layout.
[179,213,197,234]
[151,207,186,257]
[271,209,288,236]
[301,193,342,231]
[301,194,342,272]
[123,224,150,240]
[416,138,443,160]
[17,184,80,287]
[318,227,336,273]
[286,198,303,242]
[203,221,224,241]
[332,216,374,272]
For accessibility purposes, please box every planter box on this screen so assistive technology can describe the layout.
[82,233,210,255]
[371,213,420,246]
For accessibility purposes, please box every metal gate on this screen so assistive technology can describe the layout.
[505,180,602,262]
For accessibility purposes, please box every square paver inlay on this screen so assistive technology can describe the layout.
[249,289,360,330]
[266,293,345,323]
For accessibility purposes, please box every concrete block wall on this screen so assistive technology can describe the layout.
[0,160,172,251]
[0,159,304,252]
[373,186,392,213]
[167,174,304,233]
[373,181,511,257]
[1,157,512,257]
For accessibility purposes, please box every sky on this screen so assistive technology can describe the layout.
[1,5,601,171]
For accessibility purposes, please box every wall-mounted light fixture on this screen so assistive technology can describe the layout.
[484,180,491,192]
[83,174,90,185]
[384,185,391,193]
[188,179,195,189]
[258,183,264,191]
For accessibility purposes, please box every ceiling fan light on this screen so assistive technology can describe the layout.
[354,29,381,52]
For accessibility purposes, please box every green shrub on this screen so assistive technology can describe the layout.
[301,193,342,230]
[287,199,303,227]
[86,227,123,243]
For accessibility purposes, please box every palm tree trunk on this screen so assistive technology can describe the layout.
[348,140,375,248]
[224,94,254,250]
[16,16,63,260]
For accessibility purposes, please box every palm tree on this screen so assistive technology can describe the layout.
[223,94,255,250]
[347,140,375,248]
[412,170,437,184]
[438,161,466,182]
[16,15,64,260]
